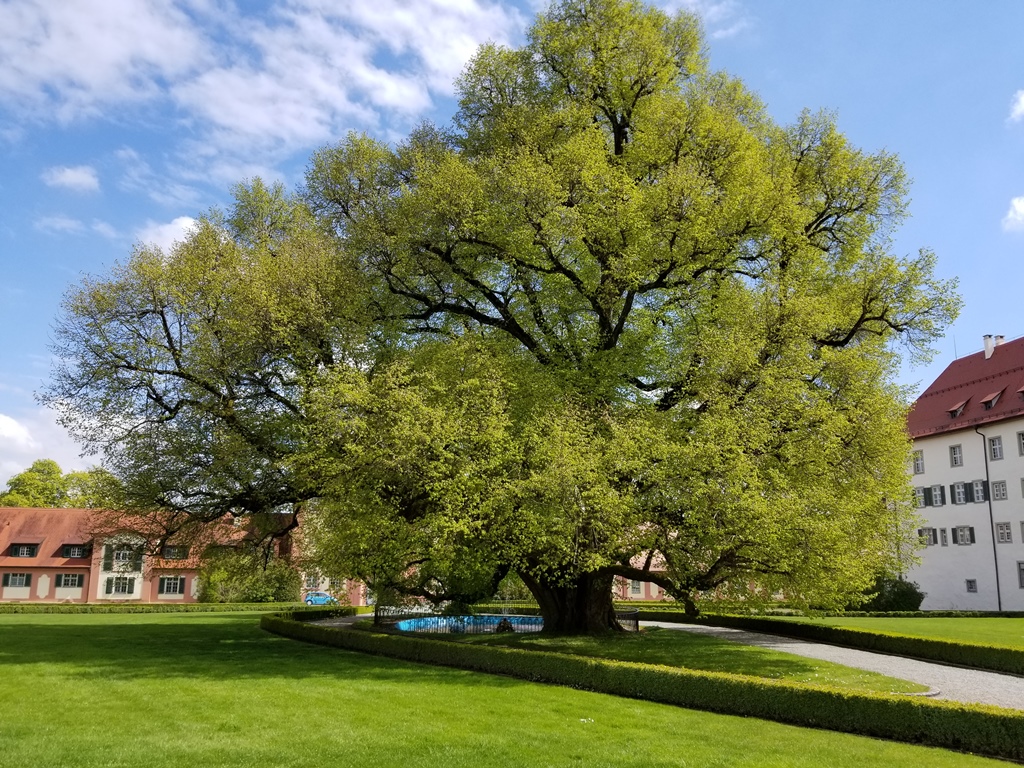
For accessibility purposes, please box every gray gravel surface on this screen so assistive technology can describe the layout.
[642,620,1024,710]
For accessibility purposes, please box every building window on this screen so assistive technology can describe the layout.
[104,545,142,572]
[1018,432,1024,456]
[996,523,1013,543]
[161,545,189,560]
[105,576,135,595]
[1,573,31,588]
[952,482,967,504]
[930,485,945,506]
[990,436,1004,461]
[940,528,948,546]
[993,480,1008,501]
[62,545,89,559]
[1018,562,1024,589]
[950,444,963,467]
[329,578,343,592]
[630,579,642,595]
[158,576,186,595]
[966,579,978,593]
[9,544,37,558]
[914,487,925,508]
[918,527,938,546]
[912,450,924,474]
[56,574,84,588]
[952,526,976,545]
[304,575,320,590]
[973,480,987,502]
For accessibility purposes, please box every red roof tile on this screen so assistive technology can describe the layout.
[908,336,1024,438]
[0,508,95,568]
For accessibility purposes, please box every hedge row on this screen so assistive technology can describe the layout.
[635,611,1024,675]
[0,601,304,615]
[262,611,1024,761]
[619,603,1024,619]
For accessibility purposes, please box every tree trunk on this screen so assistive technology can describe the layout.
[519,570,622,633]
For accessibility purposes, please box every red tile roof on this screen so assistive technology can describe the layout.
[908,336,1024,438]
[0,507,95,568]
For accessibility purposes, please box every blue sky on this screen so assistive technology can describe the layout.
[1,0,1023,483]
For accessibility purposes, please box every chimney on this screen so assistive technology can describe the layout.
[995,335,1005,346]
[984,335,995,359]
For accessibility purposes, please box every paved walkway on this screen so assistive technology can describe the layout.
[642,621,1024,710]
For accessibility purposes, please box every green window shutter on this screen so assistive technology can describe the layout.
[55,574,63,588]
[62,546,70,558]
[948,484,955,503]
[982,481,990,501]
[2,573,8,587]
[127,578,136,594]
[25,574,31,587]
[158,577,166,594]
[951,528,959,545]
[966,483,975,502]
[105,577,113,595]
[130,548,143,572]
[178,577,186,594]
[969,527,977,544]
[103,545,113,570]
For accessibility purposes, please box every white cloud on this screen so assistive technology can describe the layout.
[34,215,85,234]
[0,408,90,487]
[666,0,751,39]
[116,146,202,208]
[0,0,210,122]
[135,216,197,252]
[91,220,118,239]
[1003,197,1024,232]
[1010,90,1024,122]
[41,164,100,192]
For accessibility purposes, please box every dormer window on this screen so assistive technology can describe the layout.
[9,544,37,558]
[948,399,968,418]
[981,390,1003,410]
[161,545,189,560]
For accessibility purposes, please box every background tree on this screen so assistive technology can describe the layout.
[0,459,116,508]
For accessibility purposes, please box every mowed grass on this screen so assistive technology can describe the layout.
[0,613,1002,768]
[454,625,928,694]
[787,616,1024,648]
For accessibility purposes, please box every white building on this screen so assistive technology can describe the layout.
[907,334,1024,610]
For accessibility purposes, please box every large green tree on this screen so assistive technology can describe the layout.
[0,459,115,508]
[47,0,959,632]
[300,0,959,629]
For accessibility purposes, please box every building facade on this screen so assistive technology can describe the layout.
[907,335,1024,610]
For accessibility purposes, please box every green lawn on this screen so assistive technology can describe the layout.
[786,616,1024,647]
[0,612,1003,767]
[451,625,927,694]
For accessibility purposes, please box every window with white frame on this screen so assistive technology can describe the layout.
[918,527,938,545]
[158,576,186,595]
[1018,562,1024,589]
[973,480,987,502]
[304,574,319,590]
[940,528,949,546]
[953,526,976,545]
[161,545,188,560]
[930,485,945,506]
[996,523,1013,543]
[950,444,963,467]
[62,545,88,559]
[630,579,642,595]
[106,576,135,595]
[952,482,967,504]
[914,487,925,508]
[966,579,978,593]
[56,574,84,588]
[2,573,30,588]
[912,450,924,474]
[1018,432,1024,456]
[993,480,1008,500]
[990,436,1004,460]
[113,548,131,563]
[10,544,37,557]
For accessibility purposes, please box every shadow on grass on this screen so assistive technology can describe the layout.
[0,613,522,689]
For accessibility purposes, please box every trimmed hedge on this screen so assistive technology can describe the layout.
[1,602,303,615]
[635,611,1024,675]
[262,610,1024,762]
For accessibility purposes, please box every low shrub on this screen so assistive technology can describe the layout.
[262,611,1024,761]
[0,602,302,615]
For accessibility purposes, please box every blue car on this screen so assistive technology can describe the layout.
[304,591,338,606]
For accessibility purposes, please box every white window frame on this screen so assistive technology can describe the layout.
[955,525,974,545]
[930,484,944,506]
[1018,562,1024,589]
[111,576,133,594]
[940,528,949,546]
[919,527,938,546]
[113,548,132,564]
[966,579,978,593]
[993,480,1008,501]
[11,544,36,558]
[158,576,185,595]
[912,450,924,474]
[996,522,1012,543]
[64,545,87,559]
[5,573,29,587]
[950,444,963,467]
[990,436,1004,461]
[56,573,84,588]
[953,482,966,504]
[1018,432,1024,456]
[914,487,925,508]
[630,579,642,595]
[973,480,986,502]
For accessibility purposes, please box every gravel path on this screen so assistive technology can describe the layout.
[642,621,1024,710]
